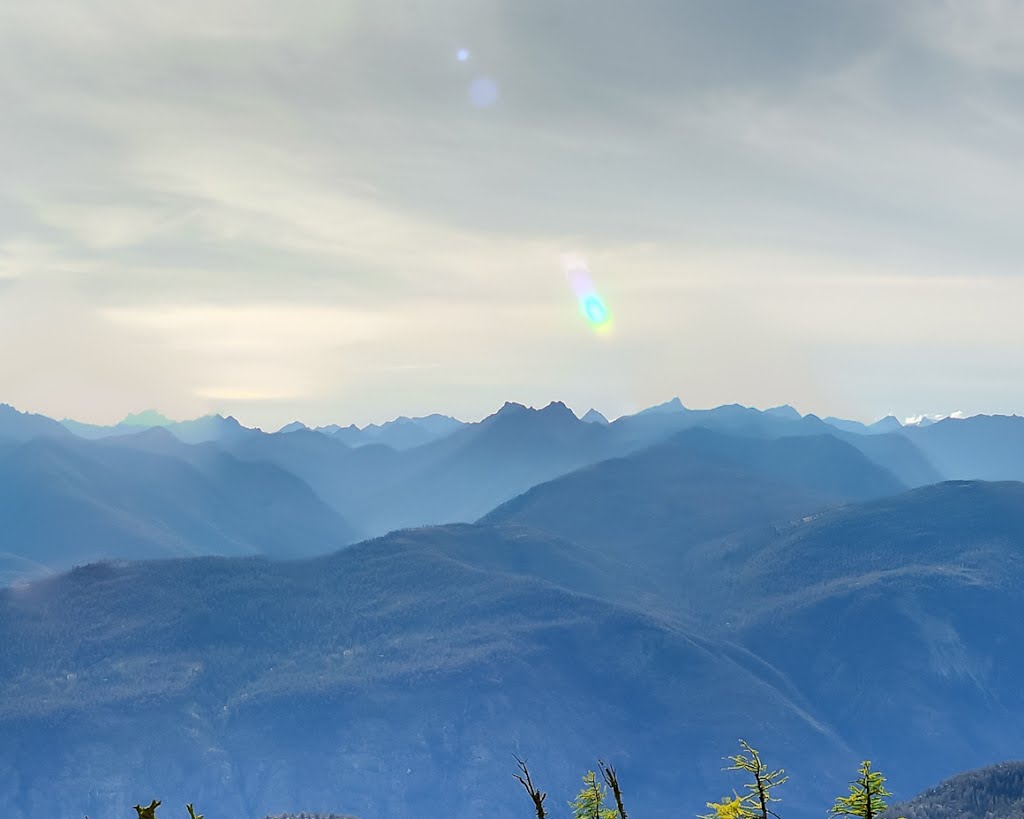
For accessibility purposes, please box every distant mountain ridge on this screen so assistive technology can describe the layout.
[0,431,360,584]
[5,394,1024,818]
[58,412,258,444]
[901,413,1024,481]
[321,413,465,450]
[482,427,905,574]
[0,403,71,443]
[121,409,174,427]
[885,761,1024,819]
[2,398,946,542]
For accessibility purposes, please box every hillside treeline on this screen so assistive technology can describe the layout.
[126,741,903,819]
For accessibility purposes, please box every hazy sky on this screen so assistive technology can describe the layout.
[4,0,1024,428]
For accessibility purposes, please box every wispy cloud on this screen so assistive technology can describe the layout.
[4,0,1024,426]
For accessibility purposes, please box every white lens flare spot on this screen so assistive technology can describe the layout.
[468,76,499,108]
[456,48,471,62]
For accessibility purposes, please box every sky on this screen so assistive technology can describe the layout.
[3,0,1024,429]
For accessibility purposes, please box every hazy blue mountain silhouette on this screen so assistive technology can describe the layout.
[10,397,1024,819]
[317,414,464,450]
[359,413,464,449]
[698,481,1024,796]
[60,412,260,444]
[122,409,174,427]
[764,404,802,420]
[322,423,364,446]
[581,408,610,424]
[604,404,940,487]
[0,430,359,585]
[482,427,905,572]
[0,403,72,443]
[217,401,613,536]
[349,401,609,532]
[825,414,918,436]
[164,414,261,445]
[60,417,133,438]
[871,415,904,433]
[212,428,405,530]
[901,414,1024,481]
[488,478,1024,801]
[53,399,939,539]
[5,482,1024,818]
[0,527,856,819]
[795,416,942,487]
[16,400,942,542]
[636,396,687,415]
[822,415,871,434]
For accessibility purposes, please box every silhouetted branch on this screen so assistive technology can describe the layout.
[513,755,548,819]
[600,760,628,819]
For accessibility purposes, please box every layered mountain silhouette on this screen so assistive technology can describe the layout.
[482,427,905,572]
[901,414,1024,481]
[4,397,1024,818]
[212,401,613,536]
[319,414,464,450]
[4,480,1024,818]
[59,411,259,445]
[0,403,71,443]
[226,402,942,537]
[0,398,950,561]
[0,429,359,584]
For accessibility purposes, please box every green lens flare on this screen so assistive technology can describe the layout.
[563,256,611,333]
[583,295,609,325]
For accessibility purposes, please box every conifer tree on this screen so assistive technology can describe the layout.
[830,761,900,819]
[701,792,756,819]
[570,771,618,819]
[703,741,787,819]
[134,800,161,819]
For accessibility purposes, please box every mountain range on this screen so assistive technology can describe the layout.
[3,397,1024,818]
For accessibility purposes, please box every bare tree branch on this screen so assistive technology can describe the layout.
[600,759,628,819]
[513,755,548,819]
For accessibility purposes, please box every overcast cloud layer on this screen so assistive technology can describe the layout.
[3,0,1024,428]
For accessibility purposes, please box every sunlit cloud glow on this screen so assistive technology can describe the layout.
[4,0,1024,427]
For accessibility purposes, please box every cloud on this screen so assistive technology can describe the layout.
[100,304,394,353]
[4,0,1024,426]
[907,0,1024,72]
[193,387,305,402]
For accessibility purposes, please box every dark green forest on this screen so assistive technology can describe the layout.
[884,762,1024,819]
